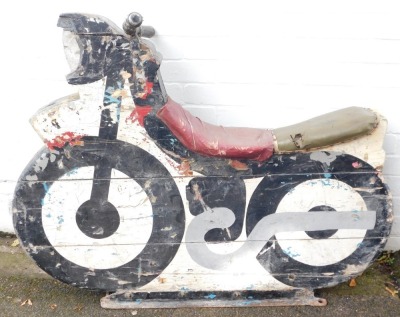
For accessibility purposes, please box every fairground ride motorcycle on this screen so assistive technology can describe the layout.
[12,12,392,308]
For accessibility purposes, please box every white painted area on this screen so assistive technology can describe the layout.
[42,168,153,269]
[275,179,367,266]
[0,0,399,254]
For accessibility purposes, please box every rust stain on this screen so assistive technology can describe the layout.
[229,159,249,171]
[178,159,193,176]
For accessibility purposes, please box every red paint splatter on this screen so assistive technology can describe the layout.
[46,132,85,150]
[138,81,154,100]
[126,106,152,126]
[140,81,154,99]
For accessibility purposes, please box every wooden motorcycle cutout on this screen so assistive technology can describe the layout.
[13,12,392,308]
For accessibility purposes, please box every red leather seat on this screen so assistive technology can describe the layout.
[157,98,274,162]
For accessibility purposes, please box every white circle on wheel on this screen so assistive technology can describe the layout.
[275,178,367,266]
[42,167,153,269]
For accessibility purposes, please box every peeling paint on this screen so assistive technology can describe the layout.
[290,133,304,149]
[46,132,84,150]
[310,151,338,166]
[161,226,172,231]
[33,154,49,173]
[343,263,369,275]
[25,174,38,181]
[178,159,193,176]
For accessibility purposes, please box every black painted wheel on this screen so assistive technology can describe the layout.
[246,152,391,289]
[13,137,185,291]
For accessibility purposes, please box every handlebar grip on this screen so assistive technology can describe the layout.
[123,12,142,36]
[140,26,155,38]
[123,12,155,38]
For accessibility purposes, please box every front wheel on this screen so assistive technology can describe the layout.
[13,137,185,291]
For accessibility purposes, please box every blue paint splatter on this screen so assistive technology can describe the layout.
[43,182,50,192]
[324,173,332,178]
[351,210,362,221]
[66,168,79,177]
[321,179,331,186]
[57,215,64,225]
[104,85,122,105]
[41,183,50,206]
[283,247,300,258]
[135,299,142,304]
[204,294,217,299]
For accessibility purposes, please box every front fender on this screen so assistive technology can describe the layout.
[30,80,106,143]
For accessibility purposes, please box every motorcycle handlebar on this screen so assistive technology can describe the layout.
[123,12,155,38]
[140,26,155,38]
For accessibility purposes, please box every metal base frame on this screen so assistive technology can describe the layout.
[101,289,327,309]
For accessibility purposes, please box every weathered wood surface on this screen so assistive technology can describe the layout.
[12,12,393,307]
[13,142,391,291]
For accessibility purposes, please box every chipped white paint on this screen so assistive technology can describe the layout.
[42,167,153,269]
[275,178,367,266]
[31,82,104,143]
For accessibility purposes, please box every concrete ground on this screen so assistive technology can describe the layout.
[1,234,400,317]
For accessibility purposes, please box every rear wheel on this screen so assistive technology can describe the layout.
[247,152,391,289]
